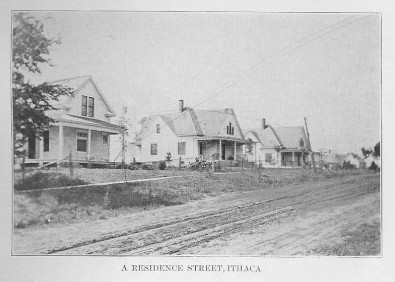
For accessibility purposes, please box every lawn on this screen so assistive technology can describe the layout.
[13,168,377,229]
[308,219,381,256]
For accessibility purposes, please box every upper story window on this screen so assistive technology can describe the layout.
[81,95,95,117]
[156,124,160,133]
[226,122,234,135]
[81,95,87,116]
[300,138,305,147]
[88,97,95,117]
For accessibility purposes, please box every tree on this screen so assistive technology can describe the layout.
[361,142,380,171]
[274,144,285,165]
[245,138,254,156]
[361,142,380,158]
[361,147,373,159]
[373,142,380,158]
[117,106,130,166]
[13,13,72,161]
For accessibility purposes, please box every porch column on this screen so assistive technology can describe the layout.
[292,151,295,167]
[39,138,44,166]
[87,129,92,160]
[58,125,64,162]
[254,143,257,163]
[234,141,237,161]
[219,139,222,160]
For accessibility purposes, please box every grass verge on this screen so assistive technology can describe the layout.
[308,219,381,256]
[14,169,378,229]
[15,172,88,191]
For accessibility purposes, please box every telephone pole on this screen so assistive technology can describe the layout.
[304,117,316,173]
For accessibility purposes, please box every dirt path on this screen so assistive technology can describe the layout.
[13,174,380,255]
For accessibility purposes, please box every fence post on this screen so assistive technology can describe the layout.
[179,156,182,169]
[69,152,73,176]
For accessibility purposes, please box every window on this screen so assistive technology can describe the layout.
[265,153,272,163]
[156,124,160,133]
[81,95,87,116]
[300,138,305,147]
[178,142,186,155]
[226,122,234,135]
[88,97,94,117]
[43,130,49,152]
[77,132,88,152]
[102,133,108,145]
[150,143,157,155]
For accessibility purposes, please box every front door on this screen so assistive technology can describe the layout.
[28,135,36,159]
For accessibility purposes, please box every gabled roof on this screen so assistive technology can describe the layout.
[48,76,116,115]
[247,125,310,150]
[273,126,307,149]
[135,108,244,141]
[246,126,281,148]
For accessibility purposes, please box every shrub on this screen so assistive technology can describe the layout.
[14,172,88,191]
[159,161,167,170]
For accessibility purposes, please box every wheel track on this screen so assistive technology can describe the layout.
[50,176,377,254]
[153,189,373,255]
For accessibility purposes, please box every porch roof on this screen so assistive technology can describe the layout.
[55,114,122,133]
[194,136,246,143]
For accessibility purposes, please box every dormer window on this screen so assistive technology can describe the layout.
[81,95,87,116]
[88,97,94,117]
[81,95,94,117]
[300,138,305,147]
[226,122,234,135]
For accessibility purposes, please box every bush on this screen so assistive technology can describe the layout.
[14,172,88,191]
[369,162,380,171]
[159,161,167,170]
[142,163,154,170]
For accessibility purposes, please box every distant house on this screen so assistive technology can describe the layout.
[130,100,246,166]
[321,151,341,169]
[339,153,364,169]
[244,119,313,167]
[24,76,122,167]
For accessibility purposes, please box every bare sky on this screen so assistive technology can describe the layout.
[24,12,381,154]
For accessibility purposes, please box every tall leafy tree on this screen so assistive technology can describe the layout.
[13,12,72,160]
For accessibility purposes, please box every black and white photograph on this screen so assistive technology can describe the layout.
[2,2,394,281]
[10,11,381,257]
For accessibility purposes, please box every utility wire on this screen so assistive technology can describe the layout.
[135,14,374,143]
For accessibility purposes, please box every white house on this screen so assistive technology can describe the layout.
[130,100,246,166]
[244,119,313,167]
[23,76,122,167]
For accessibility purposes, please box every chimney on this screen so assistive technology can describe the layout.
[262,118,267,129]
[178,100,184,113]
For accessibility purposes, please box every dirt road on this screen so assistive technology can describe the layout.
[13,173,380,256]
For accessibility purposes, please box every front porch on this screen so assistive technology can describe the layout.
[197,138,245,162]
[280,149,309,167]
[24,120,120,167]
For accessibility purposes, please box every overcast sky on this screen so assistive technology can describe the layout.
[23,12,381,154]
